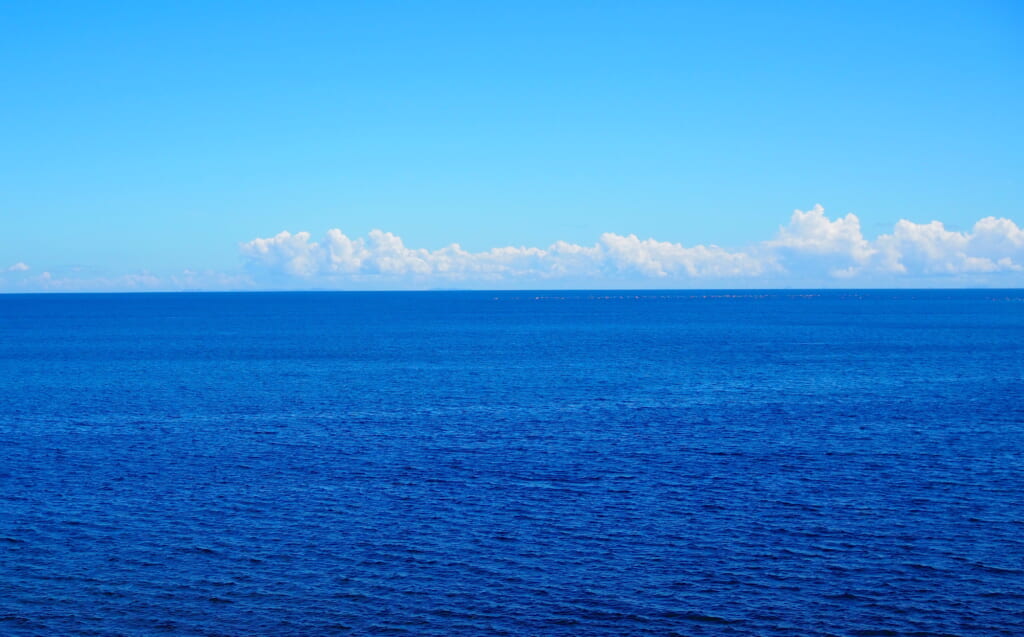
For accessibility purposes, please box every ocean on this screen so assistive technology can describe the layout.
[1,290,1022,636]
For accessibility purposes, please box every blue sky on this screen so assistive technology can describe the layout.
[2,1,1022,290]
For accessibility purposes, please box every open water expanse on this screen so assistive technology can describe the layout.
[1,290,1023,636]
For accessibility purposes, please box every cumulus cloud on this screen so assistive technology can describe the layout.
[598,233,769,277]
[875,218,1024,274]
[240,229,768,284]
[240,206,1024,287]
[764,209,1023,279]
[767,205,877,277]
[770,204,876,263]
[8,206,1022,292]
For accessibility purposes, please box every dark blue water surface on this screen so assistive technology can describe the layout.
[2,290,1023,636]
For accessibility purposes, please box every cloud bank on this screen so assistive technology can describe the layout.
[4,206,1022,292]
[239,206,1024,288]
[240,228,769,283]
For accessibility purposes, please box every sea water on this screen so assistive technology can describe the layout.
[1,290,1022,635]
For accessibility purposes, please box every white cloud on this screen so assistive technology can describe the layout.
[239,206,1024,287]
[598,233,769,277]
[240,230,323,277]
[875,218,1024,274]
[770,204,876,264]
[766,205,877,277]
[240,229,766,283]
[7,206,1023,292]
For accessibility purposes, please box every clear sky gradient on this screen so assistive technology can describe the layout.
[2,1,1022,290]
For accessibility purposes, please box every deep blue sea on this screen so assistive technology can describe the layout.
[1,290,1023,636]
